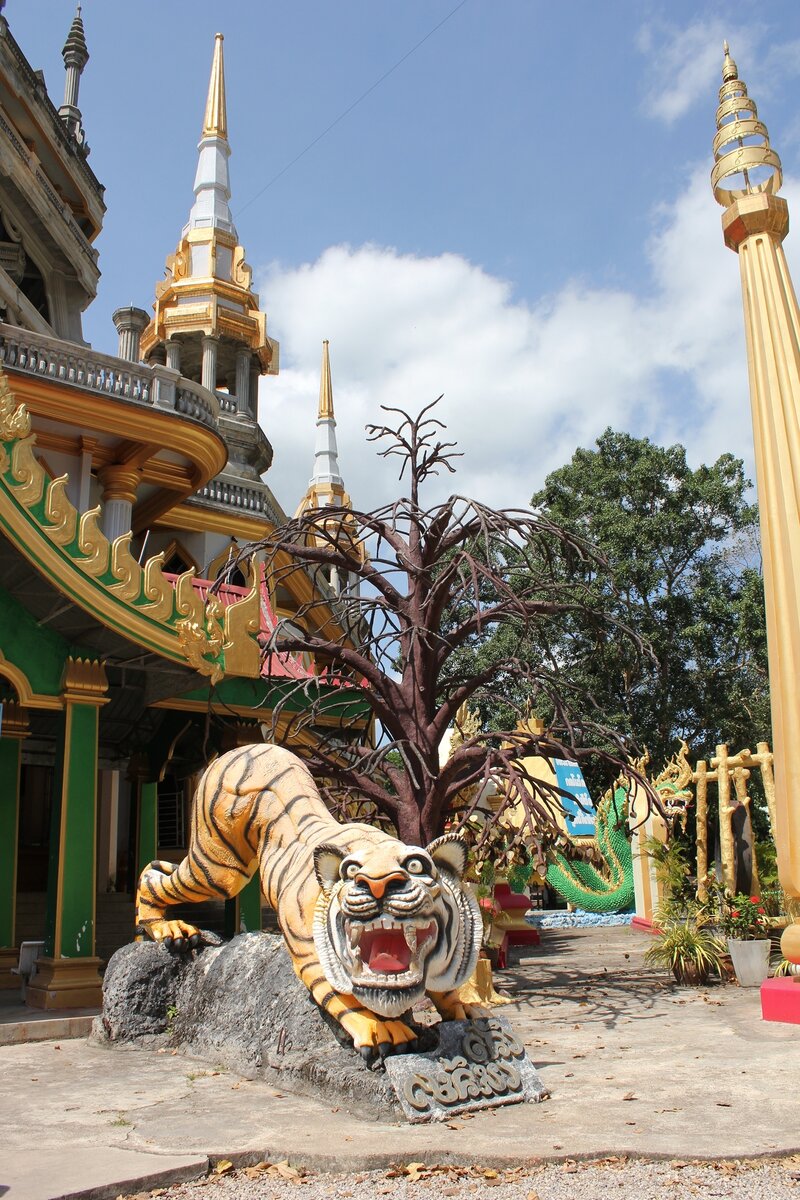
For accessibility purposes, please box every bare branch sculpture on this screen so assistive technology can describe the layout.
[240,401,662,857]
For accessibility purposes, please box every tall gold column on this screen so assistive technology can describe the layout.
[712,45,800,970]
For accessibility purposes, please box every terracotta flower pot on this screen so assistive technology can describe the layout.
[672,960,709,987]
[727,938,770,987]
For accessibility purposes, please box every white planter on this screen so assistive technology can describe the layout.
[727,937,770,987]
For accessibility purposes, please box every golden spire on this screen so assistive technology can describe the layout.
[202,33,227,140]
[319,339,334,420]
[721,40,737,83]
[712,41,782,208]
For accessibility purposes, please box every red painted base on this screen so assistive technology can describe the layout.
[507,928,541,947]
[631,916,659,935]
[761,976,800,1024]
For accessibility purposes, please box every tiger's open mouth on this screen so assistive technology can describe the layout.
[345,918,437,986]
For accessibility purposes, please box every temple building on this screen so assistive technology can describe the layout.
[0,10,355,1008]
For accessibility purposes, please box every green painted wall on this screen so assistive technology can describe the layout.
[0,737,21,947]
[0,587,76,698]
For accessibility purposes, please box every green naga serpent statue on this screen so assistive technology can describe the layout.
[545,784,635,914]
[544,745,693,913]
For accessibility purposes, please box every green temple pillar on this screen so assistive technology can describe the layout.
[0,703,29,988]
[225,873,263,938]
[27,658,107,1010]
[137,781,158,879]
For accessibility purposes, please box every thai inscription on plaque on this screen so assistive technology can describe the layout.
[385,1016,547,1123]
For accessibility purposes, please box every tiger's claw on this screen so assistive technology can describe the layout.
[144,919,201,951]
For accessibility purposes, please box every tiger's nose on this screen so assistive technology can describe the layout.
[354,871,408,899]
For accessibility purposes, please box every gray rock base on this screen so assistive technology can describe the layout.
[93,933,545,1123]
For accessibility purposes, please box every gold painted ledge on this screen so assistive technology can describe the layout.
[0,374,260,682]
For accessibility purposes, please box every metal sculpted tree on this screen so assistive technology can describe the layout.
[245,403,657,853]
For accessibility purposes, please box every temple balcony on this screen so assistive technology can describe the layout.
[0,320,227,534]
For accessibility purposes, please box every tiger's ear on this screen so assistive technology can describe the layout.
[426,833,468,880]
[313,843,346,890]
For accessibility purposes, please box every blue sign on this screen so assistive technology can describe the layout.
[553,758,595,836]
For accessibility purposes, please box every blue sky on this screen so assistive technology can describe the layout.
[9,1,800,514]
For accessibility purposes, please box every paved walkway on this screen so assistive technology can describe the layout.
[2,926,799,1200]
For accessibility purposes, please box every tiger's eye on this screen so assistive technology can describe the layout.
[405,856,430,875]
[342,860,360,880]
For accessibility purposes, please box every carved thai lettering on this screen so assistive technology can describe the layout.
[402,1051,523,1113]
[461,1017,524,1063]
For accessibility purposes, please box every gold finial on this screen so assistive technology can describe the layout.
[319,339,334,421]
[711,44,782,208]
[202,32,227,140]
[721,39,738,83]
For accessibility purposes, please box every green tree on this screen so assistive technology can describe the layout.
[524,429,770,770]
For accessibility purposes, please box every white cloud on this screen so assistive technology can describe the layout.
[255,170,800,517]
[636,18,761,125]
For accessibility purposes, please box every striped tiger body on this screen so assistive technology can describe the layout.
[136,743,482,1057]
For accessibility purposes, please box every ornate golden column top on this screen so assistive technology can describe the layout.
[711,42,783,209]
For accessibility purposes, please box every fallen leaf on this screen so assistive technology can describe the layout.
[527,1192,541,1200]
[213,1160,233,1175]
[622,1092,636,1101]
[716,1102,732,1107]
[272,1161,301,1181]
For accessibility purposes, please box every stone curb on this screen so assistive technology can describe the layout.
[121,1140,800,1180]
[0,1014,95,1046]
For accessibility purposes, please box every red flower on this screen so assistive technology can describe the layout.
[758,906,765,914]
[731,909,740,918]
[750,896,760,904]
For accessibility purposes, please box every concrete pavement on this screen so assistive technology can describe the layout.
[2,926,799,1200]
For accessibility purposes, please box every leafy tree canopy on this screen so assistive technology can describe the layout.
[518,429,769,770]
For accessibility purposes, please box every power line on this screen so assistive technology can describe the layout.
[234,0,470,219]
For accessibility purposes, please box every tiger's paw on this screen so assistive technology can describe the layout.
[462,1002,492,1019]
[139,918,202,952]
[341,1011,417,1065]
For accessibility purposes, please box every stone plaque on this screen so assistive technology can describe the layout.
[384,1016,547,1123]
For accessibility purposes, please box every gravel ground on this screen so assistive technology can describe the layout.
[120,1155,800,1200]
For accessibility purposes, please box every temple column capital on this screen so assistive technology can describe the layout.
[722,193,789,252]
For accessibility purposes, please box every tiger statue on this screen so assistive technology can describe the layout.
[136,743,483,1060]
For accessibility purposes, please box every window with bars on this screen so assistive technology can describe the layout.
[157,774,186,850]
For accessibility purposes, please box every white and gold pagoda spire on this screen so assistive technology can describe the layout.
[296,342,362,594]
[711,44,800,969]
[140,33,277,411]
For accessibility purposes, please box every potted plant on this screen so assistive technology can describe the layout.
[644,912,726,986]
[722,894,771,987]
